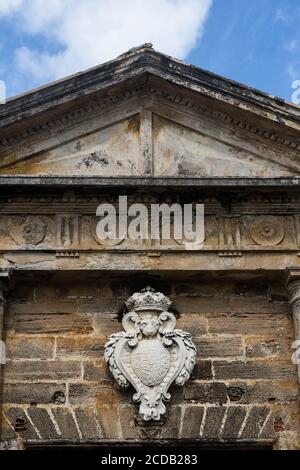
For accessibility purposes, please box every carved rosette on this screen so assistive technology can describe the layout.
[8,216,47,246]
[104,287,197,421]
[249,216,285,246]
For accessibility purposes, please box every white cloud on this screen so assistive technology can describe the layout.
[0,0,212,87]
[0,0,24,14]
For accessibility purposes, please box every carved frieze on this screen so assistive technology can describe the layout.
[217,216,241,250]
[104,287,197,420]
[56,214,80,247]
[8,216,47,246]
[0,209,298,252]
[249,216,285,246]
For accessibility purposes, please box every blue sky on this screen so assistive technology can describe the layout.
[190,0,300,101]
[0,0,299,101]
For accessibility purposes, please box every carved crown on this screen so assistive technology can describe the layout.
[125,286,172,312]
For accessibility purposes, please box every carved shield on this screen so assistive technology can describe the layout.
[104,287,197,421]
[131,339,171,386]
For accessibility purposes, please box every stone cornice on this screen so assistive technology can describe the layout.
[1,45,299,131]
[0,176,300,188]
[151,87,300,152]
[0,251,299,273]
[0,84,146,149]
[1,84,300,156]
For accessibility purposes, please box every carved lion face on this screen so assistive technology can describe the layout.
[138,314,160,337]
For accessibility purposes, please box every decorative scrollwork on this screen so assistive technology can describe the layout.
[104,287,197,421]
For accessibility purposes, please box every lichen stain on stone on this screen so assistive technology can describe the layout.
[76,149,110,169]
[0,115,141,176]
[127,115,140,135]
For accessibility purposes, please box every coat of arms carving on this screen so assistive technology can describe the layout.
[104,287,197,421]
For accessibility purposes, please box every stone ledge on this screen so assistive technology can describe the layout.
[1,176,300,188]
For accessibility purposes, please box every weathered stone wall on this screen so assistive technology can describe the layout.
[1,277,298,448]
[1,44,300,452]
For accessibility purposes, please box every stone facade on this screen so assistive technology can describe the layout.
[0,277,299,448]
[0,44,300,449]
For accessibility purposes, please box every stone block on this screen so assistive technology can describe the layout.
[214,360,296,380]
[195,335,244,358]
[241,406,270,439]
[184,382,227,404]
[167,384,184,404]
[27,407,60,440]
[51,407,80,440]
[4,360,81,381]
[181,406,204,438]
[4,407,39,441]
[259,413,280,439]
[57,337,104,358]
[6,336,55,360]
[34,283,98,301]
[221,406,247,439]
[119,405,140,440]
[245,336,291,359]
[10,301,77,314]
[202,406,226,439]
[260,403,300,437]
[3,383,66,405]
[68,383,111,405]
[208,313,291,336]
[13,313,92,334]
[95,392,121,440]
[93,314,121,336]
[0,411,16,441]
[74,407,102,440]
[228,297,287,314]
[174,282,227,297]
[176,314,207,336]
[79,298,124,314]
[159,406,182,439]
[174,297,227,314]
[190,360,213,380]
[226,380,299,404]
[82,360,112,382]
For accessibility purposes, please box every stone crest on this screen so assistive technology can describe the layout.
[104,287,197,421]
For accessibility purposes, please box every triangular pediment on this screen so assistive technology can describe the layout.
[1,96,299,178]
[152,114,300,177]
[0,115,141,176]
[0,45,299,179]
